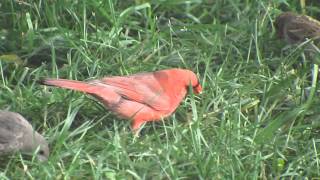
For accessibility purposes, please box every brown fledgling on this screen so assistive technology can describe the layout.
[0,110,49,161]
[275,12,320,45]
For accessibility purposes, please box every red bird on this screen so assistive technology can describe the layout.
[40,68,202,132]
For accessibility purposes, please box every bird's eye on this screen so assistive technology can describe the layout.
[39,150,45,155]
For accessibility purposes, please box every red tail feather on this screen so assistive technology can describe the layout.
[39,78,94,93]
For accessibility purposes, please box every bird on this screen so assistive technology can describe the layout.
[0,110,49,161]
[274,12,320,46]
[40,68,202,132]
[274,12,320,99]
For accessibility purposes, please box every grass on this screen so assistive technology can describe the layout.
[1,0,320,179]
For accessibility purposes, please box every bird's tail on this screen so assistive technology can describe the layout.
[39,78,95,93]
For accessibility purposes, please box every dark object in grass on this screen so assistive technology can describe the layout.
[0,110,49,161]
[26,35,70,68]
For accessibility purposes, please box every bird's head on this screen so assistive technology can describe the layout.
[34,133,50,161]
[181,69,202,94]
[192,79,202,94]
[21,131,49,162]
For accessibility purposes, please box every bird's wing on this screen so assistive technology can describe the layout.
[287,16,320,42]
[0,128,17,143]
[90,72,172,111]
[0,111,27,154]
[0,111,29,132]
[0,128,22,154]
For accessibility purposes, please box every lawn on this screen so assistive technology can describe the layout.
[0,0,320,179]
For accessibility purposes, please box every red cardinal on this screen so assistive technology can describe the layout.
[40,68,202,131]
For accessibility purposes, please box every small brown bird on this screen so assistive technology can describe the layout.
[275,12,320,45]
[0,110,49,161]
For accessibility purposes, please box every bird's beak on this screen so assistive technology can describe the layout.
[37,154,48,162]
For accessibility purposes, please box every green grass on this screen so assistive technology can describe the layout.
[1,0,320,179]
